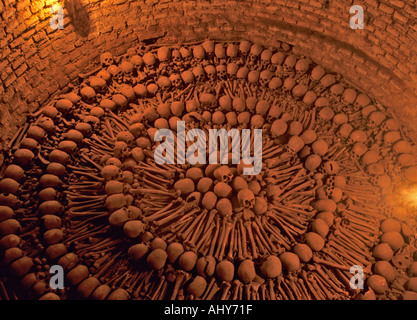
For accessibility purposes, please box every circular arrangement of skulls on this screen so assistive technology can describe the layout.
[1,39,417,301]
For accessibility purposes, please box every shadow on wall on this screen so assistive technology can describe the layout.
[64,0,91,37]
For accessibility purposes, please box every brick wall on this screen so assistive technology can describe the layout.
[1,0,417,148]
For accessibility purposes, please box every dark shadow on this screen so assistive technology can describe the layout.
[64,0,91,37]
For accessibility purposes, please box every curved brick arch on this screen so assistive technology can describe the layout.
[1,0,416,149]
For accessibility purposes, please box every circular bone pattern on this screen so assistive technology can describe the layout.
[1,39,417,300]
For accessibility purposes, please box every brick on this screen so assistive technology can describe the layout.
[379,3,394,15]
[4,72,16,87]
[15,63,27,76]
[393,10,408,23]
[390,0,405,8]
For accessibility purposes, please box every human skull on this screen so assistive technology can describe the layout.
[270,52,286,69]
[181,70,195,85]
[157,76,172,92]
[100,52,114,67]
[381,118,400,132]
[157,46,171,62]
[204,64,217,82]
[260,49,273,70]
[216,64,227,80]
[341,88,357,106]
[268,77,283,92]
[353,93,371,111]
[248,43,262,62]
[283,55,297,73]
[227,62,239,80]
[295,58,310,77]
[292,84,308,100]
[315,74,336,94]
[114,141,130,159]
[259,70,273,87]
[329,83,344,102]
[169,73,183,88]
[237,188,255,208]
[172,49,182,64]
[130,55,144,72]
[80,86,96,104]
[239,40,252,57]
[214,166,234,183]
[179,47,192,64]
[237,66,249,83]
[119,61,135,81]
[226,43,239,60]
[214,43,226,60]
[192,65,206,83]
[282,77,296,93]
[337,123,353,140]
[192,45,206,64]
[247,70,260,86]
[143,52,157,69]
[310,65,326,82]
[101,165,123,181]
[368,111,386,128]
[107,65,123,83]
[202,39,215,57]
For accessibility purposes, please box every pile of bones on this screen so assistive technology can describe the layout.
[0,39,417,300]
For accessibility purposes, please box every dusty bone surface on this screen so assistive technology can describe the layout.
[0,39,417,301]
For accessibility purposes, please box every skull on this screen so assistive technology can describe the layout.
[226,62,239,80]
[179,47,192,64]
[239,40,252,57]
[237,66,249,83]
[283,55,297,74]
[237,188,255,208]
[268,77,283,93]
[282,77,296,93]
[143,52,157,70]
[214,165,234,183]
[181,70,194,85]
[295,59,310,77]
[101,165,123,181]
[100,52,114,67]
[172,49,182,64]
[348,129,367,145]
[381,118,400,132]
[329,83,344,102]
[270,52,286,70]
[260,49,273,70]
[383,130,401,147]
[38,117,55,133]
[192,65,206,83]
[97,69,111,83]
[114,141,130,159]
[130,55,144,73]
[214,43,226,61]
[337,123,353,140]
[247,70,260,86]
[315,74,336,94]
[368,111,386,129]
[119,61,135,82]
[248,43,262,62]
[341,88,357,106]
[259,70,273,87]
[107,65,123,83]
[292,83,308,100]
[157,46,171,62]
[169,73,183,89]
[216,64,227,80]
[202,39,215,58]
[310,65,326,82]
[226,43,239,60]
[157,76,172,92]
[350,142,367,161]
[192,45,206,64]
[80,86,96,104]
[204,64,217,82]
[353,93,371,112]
